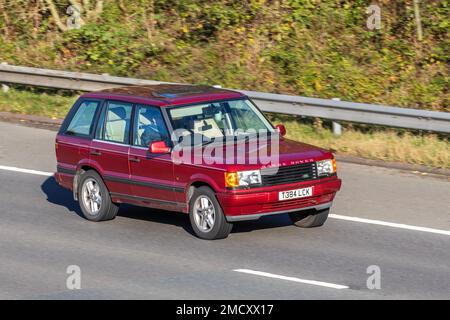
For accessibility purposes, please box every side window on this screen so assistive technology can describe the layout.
[65,100,99,137]
[133,105,170,147]
[102,101,133,144]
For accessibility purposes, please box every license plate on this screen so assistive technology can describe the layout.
[278,187,313,201]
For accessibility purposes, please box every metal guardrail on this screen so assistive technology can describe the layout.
[1,63,449,133]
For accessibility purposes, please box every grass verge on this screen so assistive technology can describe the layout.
[0,88,76,119]
[268,114,450,169]
[1,88,449,169]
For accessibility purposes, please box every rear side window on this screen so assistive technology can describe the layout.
[65,100,100,137]
[102,101,133,144]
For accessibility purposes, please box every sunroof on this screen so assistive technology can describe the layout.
[156,93,178,98]
[98,84,229,100]
[152,86,210,98]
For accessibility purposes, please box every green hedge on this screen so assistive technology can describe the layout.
[0,0,448,111]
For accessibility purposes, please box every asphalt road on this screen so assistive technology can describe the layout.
[0,121,449,299]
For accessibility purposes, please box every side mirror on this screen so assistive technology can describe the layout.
[149,140,171,154]
[275,124,286,137]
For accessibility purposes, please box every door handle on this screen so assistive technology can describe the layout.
[90,150,102,156]
[129,157,140,163]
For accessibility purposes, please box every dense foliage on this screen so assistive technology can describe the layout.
[0,0,448,111]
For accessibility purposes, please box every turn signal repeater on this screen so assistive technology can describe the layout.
[225,172,239,188]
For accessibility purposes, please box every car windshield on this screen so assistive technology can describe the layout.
[168,98,274,144]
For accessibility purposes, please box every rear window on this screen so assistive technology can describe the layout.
[65,100,100,137]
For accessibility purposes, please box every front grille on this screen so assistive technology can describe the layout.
[261,162,317,187]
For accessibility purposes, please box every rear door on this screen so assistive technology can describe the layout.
[56,99,101,188]
[90,100,133,197]
[128,104,181,209]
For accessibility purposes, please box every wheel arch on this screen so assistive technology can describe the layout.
[73,162,104,201]
[186,180,215,203]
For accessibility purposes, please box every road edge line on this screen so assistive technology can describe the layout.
[233,269,349,290]
[329,214,450,236]
[0,165,53,177]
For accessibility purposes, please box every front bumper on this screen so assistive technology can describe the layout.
[225,201,333,222]
[216,177,341,221]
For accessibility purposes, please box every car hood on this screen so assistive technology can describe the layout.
[173,137,333,172]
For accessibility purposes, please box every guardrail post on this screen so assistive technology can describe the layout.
[331,98,342,136]
[1,63,9,93]
[332,121,342,136]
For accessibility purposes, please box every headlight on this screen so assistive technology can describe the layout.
[316,158,336,176]
[225,170,261,188]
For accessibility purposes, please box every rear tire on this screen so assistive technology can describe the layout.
[78,170,118,222]
[189,186,232,240]
[289,208,329,228]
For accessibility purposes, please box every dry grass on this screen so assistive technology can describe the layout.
[269,114,450,169]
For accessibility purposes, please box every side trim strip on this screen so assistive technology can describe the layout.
[225,202,332,222]
[104,175,184,193]
[56,165,76,175]
[110,192,184,207]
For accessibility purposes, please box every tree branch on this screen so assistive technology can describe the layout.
[93,0,104,17]
[0,0,11,38]
[86,0,103,20]
[82,0,91,11]
[44,0,68,32]
[68,0,83,9]
[413,0,423,41]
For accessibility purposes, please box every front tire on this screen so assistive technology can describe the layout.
[289,208,329,228]
[78,170,118,222]
[189,186,232,240]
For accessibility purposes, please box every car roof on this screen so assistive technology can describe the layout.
[81,84,245,107]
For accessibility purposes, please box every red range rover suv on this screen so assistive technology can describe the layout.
[55,84,341,239]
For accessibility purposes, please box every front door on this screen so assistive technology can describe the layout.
[128,104,180,210]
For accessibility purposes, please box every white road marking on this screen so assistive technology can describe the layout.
[0,165,53,177]
[233,269,349,290]
[329,214,450,236]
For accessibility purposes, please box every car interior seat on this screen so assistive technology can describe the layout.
[136,111,153,146]
[192,118,223,139]
[105,106,129,143]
